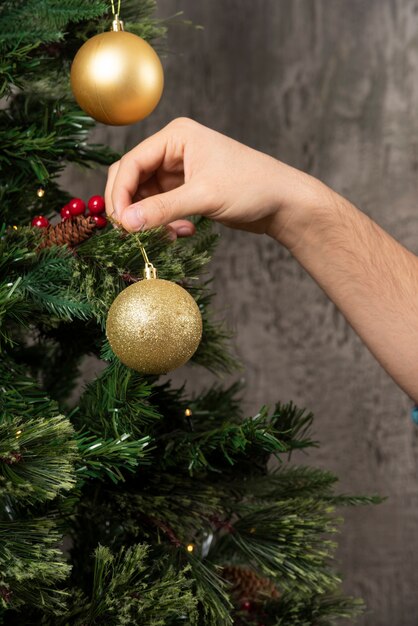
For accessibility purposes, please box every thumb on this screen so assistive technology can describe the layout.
[120,183,205,232]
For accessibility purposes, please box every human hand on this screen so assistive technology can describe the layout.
[105,117,332,247]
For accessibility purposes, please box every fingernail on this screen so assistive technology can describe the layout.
[123,205,145,231]
[176,226,194,237]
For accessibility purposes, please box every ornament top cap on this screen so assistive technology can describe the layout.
[111,15,124,32]
[143,262,157,280]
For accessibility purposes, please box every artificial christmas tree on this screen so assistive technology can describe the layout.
[0,1,379,624]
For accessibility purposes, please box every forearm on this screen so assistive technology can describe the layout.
[277,186,418,402]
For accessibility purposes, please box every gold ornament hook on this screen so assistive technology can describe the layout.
[110,0,123,30]
[137,241,157,279]
[111,15,124,31]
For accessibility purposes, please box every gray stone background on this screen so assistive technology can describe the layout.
[63,1,418,624]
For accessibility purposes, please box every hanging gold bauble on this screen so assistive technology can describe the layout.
[70,18,164,126]
[106,264,202,374]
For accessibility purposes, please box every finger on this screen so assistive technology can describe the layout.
[105,160,120,222]
[164,221,195,242]
[168,219,196,237]
[111,129,171,219]
[120,183,209,232]
[165,225,178,241]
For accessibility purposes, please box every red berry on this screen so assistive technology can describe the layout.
[92,214,107,229]
[60,205,72,220]
[68,197,86,216]
[242,601,252,612]
[88,195,105,215]
[31,215,49,228]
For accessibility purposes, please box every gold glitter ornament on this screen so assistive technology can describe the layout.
[106,255,202,374]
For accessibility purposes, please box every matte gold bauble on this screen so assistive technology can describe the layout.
[106,278,202,374]
[70,23,164,126]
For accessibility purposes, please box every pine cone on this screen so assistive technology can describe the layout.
[222,565,280,603]
[38,215,97,250]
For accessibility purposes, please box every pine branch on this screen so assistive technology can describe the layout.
[93,474,227,546]
[213,501,341,596]
[20,252,92,321]
[76,430,152,484]
[62,544,198,626]
[0,232,95,349]
[0,1,109,48]
[0,414,77,504]
[188,557,233,626]
[0,357,59,419]
[76,360,161,437]
[0,517,70,613]
[158,403,316,476]
[0,43,40,97]
[151,380,244,429]
[247,467,383,507]
[268,592,364,626]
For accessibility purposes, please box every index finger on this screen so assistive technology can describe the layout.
[111,128,169,219]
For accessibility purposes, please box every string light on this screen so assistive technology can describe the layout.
[37,185,45,198]
[185,408,192,417]
[186,543,194,553]
[15,430,22,438]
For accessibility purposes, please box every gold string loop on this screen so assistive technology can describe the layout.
[110,0,122,18]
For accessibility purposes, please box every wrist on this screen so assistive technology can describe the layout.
[267,172,343,251]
